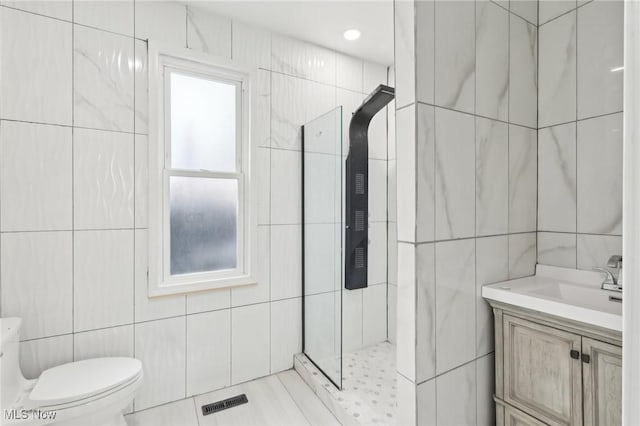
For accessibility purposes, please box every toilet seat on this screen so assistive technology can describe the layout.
[27,358,142,409]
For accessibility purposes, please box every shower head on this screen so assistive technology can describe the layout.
[351,84,395,127]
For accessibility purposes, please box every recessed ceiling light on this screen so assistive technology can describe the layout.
[343,29,361,41]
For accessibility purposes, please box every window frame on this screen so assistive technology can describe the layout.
[148,41,257,297]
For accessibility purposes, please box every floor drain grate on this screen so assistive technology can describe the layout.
[201,394,248,416]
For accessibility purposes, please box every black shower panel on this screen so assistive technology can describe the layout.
[345,84,395,290]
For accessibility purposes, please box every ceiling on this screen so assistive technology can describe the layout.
[188,1,394,65]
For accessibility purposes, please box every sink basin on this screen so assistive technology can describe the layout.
[482,265,622,332]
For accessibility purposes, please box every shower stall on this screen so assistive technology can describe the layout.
[298,85,396,423]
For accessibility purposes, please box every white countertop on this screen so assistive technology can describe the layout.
[482,264,622,332]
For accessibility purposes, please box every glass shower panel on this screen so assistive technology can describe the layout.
[302,107,343,388]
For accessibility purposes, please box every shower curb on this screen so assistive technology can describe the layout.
[294,354,361,426]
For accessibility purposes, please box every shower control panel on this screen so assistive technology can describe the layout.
[345,85,394,290]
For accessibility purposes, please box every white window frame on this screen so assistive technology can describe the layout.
[148,41,257,297]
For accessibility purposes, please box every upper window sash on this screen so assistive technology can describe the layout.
[163,66,244,174]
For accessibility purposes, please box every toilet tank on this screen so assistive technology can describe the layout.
[1,317,25,410]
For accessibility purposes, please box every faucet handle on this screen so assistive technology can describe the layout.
[593,267,616,284]
[593,267,623,292]
[607,255,622,269]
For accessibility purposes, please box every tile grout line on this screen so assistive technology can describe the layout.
[71,0,76,361]
[132,1,138,413]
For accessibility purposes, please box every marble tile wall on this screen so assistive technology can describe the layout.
[393,1,538,424]
[0,1,390,414]
[537,0,623,271]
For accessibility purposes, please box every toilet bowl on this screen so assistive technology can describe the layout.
[1,318,143,426]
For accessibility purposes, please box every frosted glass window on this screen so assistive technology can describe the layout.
[170,72,237,172]
[170,177,238,275]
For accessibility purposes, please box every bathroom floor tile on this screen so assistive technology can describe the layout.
[194,374,312,425]
[297,341,397,425]
[126,398,198,426]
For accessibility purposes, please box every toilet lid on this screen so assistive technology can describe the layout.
[29,357,142,407]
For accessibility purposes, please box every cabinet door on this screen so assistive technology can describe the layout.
[503,315,582,425]
[505,405,548,426]
[582,338,622,426]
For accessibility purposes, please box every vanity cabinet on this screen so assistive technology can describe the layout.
[491,305,622,426]
[582,338,622,426]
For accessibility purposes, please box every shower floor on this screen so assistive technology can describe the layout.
[294,341,397,425]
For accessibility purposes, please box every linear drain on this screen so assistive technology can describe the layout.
[202,394,248,416]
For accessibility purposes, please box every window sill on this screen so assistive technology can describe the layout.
[148,274,257,298]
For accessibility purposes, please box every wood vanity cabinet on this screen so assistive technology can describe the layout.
[490,304,622,426]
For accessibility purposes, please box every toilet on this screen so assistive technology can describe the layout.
[1,318,143,426]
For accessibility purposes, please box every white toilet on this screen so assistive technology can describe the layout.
[1,318,143,426]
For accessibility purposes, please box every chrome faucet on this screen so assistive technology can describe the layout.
[593,255,623,292]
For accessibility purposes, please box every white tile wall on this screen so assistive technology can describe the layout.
[271,34,336,85]
[133,229,185,322]
[434,108,475,240]
[74,128,134,229]
[435,239,476,375]
[436,361,477,426]
[0,7,72,125]
[509,125,538,233]
[74,324,134,360]
[476,1,509,121]
[362,284,387,347]
[538,122,577,232]
[335,53,363,92]
[577,1,624,119]
[74,230,134,331]
[539,0,576,25]
[186,6,232,57]
[1,0,72,21]
[0,121,72,231]
[270,297,302,372]
[393,0,415,108]
[2,2,391,415]
[134,40,149,134]
[538,232,578,268]
[476,236,508,356]
[394,2,538,423]
[537,1,623,273]
[434,1,476,114]
[509,233,537,279]
[231,303,270,384]
[134,1,186,47]
[416,243,436,382]
[416,104,435,243]
[577,234,622,270]
[73,0,134,36]
[232,22,271,70]
[509,14,538,128]
[342,288,364,353]
[577,113,623,235]
[476,118,508,236]
[20,334,73,379]
[539,10,577,128]
[270,225,302,300]
[186,310,231,396]
[1,232,73,340]
[74,25,135,132]
[511,0,538,25]
[476,353,496,426]
[415,1,435,106]
[134,316,186,410]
